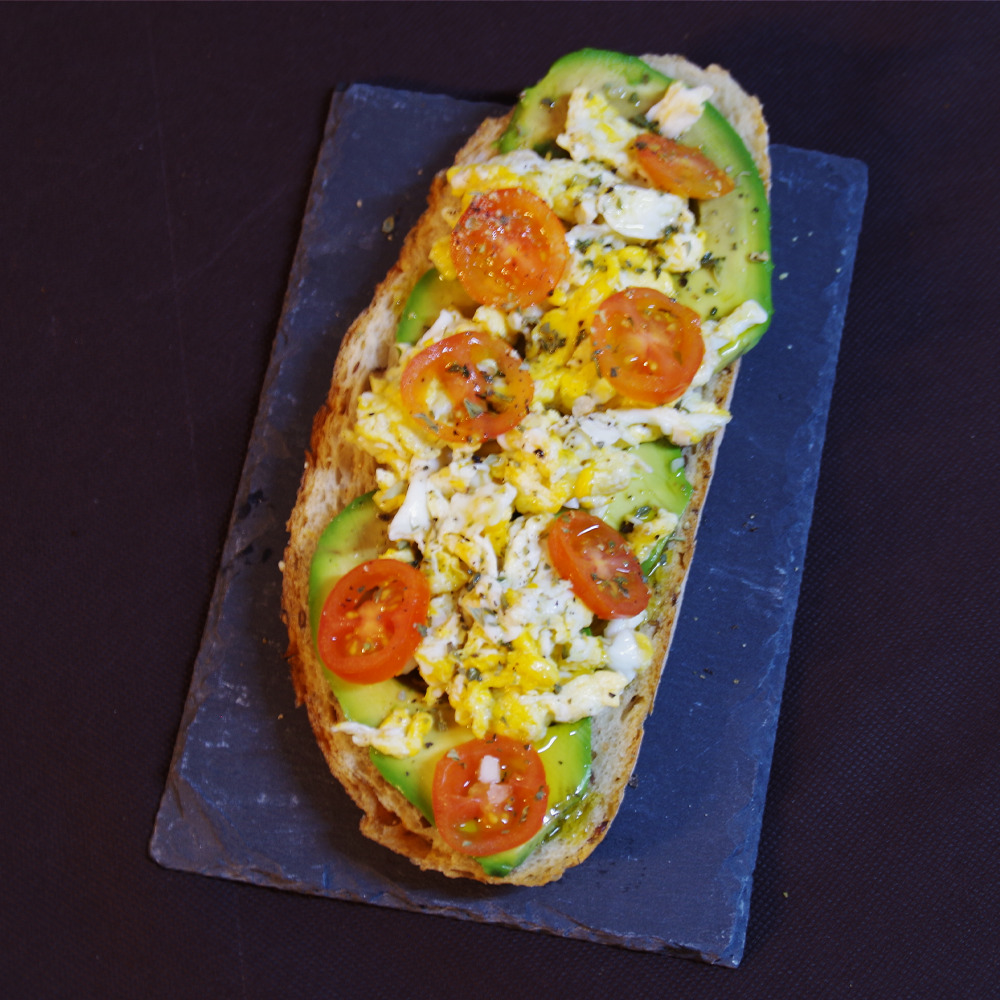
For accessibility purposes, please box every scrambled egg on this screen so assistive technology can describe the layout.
[335,84,764,756]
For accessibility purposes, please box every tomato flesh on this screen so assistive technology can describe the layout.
[400,330,533,445]
[632,132,735,200]
[432,735,549,856]
[451,187,569,310]
[317,559,430,684]
[591,287,704,405]
[546,509,649,619]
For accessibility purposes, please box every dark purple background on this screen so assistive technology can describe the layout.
[2,3,997,997]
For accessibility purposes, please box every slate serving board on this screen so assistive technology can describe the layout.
[150,84,867,967]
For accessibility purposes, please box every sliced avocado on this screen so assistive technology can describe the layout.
[396,267,477,344]
[498,48,772,365]
[369,716,592,878]
[307,493,592,876]
[603,441,692,575]
[499,49,669,156]
[474,720,591,877]
[307,492,388,644]
[674,103,772,367]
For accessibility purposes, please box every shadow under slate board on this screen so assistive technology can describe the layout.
[150,84,867,967]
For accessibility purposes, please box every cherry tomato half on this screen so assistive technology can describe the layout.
[590,287,704,405]
[317,559,430,684]
[546,509,649,619]
[400,330,533,445]
[631,132,735,200]
[451,187,569,310]
[432,735,549,856]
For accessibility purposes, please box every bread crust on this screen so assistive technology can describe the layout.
[282,56,769,884]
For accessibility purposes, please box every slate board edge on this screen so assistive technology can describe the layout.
[717,146,870,965]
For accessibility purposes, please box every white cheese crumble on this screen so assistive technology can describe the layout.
[478,753,501,784]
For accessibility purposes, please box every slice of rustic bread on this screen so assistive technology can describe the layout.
[281,56,769,884]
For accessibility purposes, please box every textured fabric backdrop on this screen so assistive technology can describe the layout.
[2,3,997,997]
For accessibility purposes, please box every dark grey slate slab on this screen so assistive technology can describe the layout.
[150,84,868,966]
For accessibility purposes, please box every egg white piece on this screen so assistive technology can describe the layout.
[597,185,687,241]
[556,87,642,173]
[647,81,713,138]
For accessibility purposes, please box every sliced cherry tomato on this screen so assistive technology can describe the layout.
[590,287,704,405]
[400,330,533,445]
[317,559,430,684]
[450,187,569,310]
[632,132,735,200]
[432,735,549,856]
[546,509,649,619]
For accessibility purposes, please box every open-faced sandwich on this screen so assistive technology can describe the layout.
[281,49,772,884]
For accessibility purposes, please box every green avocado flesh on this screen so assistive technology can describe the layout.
[673,101,772,367]
[603,440,692,575]
[308,494,592,877]
[499,48,674,156]
[396,268,477,345]
[307,492,389,633]
[401,47,771,364]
